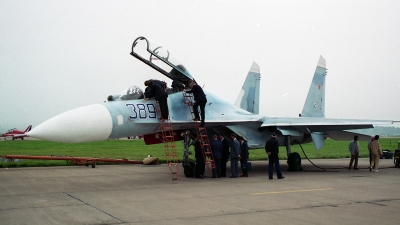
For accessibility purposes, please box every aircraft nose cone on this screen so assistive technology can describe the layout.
[28,104,112,143]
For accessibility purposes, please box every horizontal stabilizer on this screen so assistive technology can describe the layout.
[325,130,372,141]
[261,117,392,131]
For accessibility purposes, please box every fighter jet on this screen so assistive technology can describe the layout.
[1,125,32,140]
[28,36,393,171]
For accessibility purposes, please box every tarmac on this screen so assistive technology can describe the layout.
[0,158,399,225]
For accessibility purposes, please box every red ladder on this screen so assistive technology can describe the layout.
[155,102,180,181]
[182,92,215,171]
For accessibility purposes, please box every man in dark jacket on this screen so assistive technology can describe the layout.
[265,132,284,180]
[239,136,249,177]
[194,139,205,178]
[145,80,169,120]
[229,133,240,178]
[184,81,207,127]
[219,133,230,177]
[210,134,222,178]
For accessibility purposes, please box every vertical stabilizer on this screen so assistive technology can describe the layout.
[300,56,327,118]
[25,125,32,133]
[234,61,261,114]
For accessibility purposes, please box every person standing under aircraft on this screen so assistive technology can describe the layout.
[194,139,205,178]
[229,133,240,178]
[265,133,284,180]
[219,133,230,177]
[210,134,222,178]
[184,81,207,127]
[145,80,169,120]
[238,136,249,177]
[348,135,360,170]
[369,135,383,172]
[368,136,375,171]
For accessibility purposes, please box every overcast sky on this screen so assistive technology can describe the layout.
[1,0,399,133]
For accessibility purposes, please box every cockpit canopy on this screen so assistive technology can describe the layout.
[130,36,195,86]
[107,85,144,101]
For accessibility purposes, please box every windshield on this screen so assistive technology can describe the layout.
[107,85,144,101]
[119,86,144,100]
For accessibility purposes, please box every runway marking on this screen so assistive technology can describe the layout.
[251,188,334,195]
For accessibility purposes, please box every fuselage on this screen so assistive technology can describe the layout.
[28,90,262,143]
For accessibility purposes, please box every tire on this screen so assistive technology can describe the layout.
[287,152,302,171]
[183,162,195,177]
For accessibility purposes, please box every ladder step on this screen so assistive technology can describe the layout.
[155,101,181,181]
[182,91,215,174]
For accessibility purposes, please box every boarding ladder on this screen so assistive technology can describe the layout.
[182,92,215,171]
[155,102,180,181]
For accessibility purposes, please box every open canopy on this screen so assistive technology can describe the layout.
[131,36,194,86]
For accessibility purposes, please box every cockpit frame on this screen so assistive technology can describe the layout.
[130,36,195,86]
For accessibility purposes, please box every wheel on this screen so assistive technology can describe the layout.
[183,162,195,177]
[287,152,302,171]
[92,163,96,168]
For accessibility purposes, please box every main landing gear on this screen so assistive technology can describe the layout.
[285,136,302,171]
[181,130,196,178]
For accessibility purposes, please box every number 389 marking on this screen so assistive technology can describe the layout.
[125,103,157,119]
